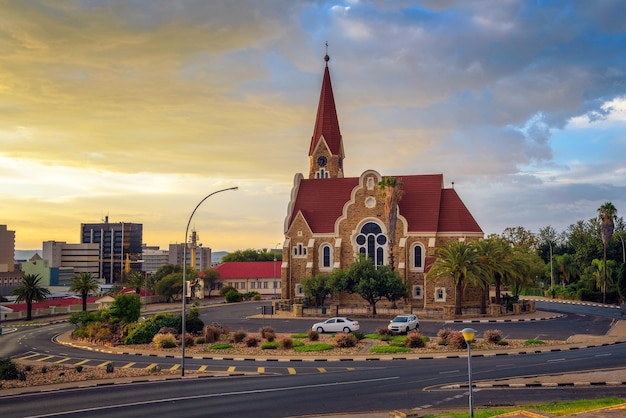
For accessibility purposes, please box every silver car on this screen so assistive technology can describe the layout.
[312,317,360,333]
[387,314,420,334]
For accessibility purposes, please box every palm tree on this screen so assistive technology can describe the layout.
[69,272,101,311]
[426,241,483,315]
[12,273,51,320]
[553,253,578,286]
[598,202,618,304]
[125,271,145,295]
[378,177,404,272]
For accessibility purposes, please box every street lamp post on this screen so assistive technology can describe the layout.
[619,234,625,265]
[181,186,237,376]
[548,240,554,296]
[461,328,476,418]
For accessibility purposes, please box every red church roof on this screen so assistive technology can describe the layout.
[287,174,482,234]
[309,59,343,157]
[214,262,282,279]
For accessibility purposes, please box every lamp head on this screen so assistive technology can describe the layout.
[461,328,476,342]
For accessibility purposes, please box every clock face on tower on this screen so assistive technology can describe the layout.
[317,156,328,167]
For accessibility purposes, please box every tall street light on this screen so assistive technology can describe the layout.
[461,328,477,418]
[181,186,238,376]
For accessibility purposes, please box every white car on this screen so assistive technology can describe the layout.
[312,317,360,333]
[387,314,420,334]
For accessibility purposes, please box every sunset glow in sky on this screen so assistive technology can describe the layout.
[2,1,625,252]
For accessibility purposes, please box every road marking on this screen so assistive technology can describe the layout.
[122,362,136,369]
[37,356,54,362]
[169,364,180,371]
[257,367,265,373]
[318,368,326,373]
[440,370,460,374]
[73,359,89,366]
[287,368,296,375]
[97,361,111,367]
[145,363,158,370]
[198,365,208,372]
[547,358,565,362]
[227,366,236,372]
[18,353,41,360]
[54,358,71,364]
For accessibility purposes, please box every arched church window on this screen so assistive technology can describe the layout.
[412,243,425,271]
[355,222,387,267]
[320,244,332,269]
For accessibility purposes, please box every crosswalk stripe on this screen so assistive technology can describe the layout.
[198,365,208,372]
[257,367,265,373]
[317,368,326,373]
[37,356,54,362]
[54,358,71,364]
[18,353,40,360]
[227,366,236,372]
[97,361,111,367]
[169,364,180,371]
[122,362,136,369]
[287,368,296,375]
[145,363,158,370]
[73,359,90,366]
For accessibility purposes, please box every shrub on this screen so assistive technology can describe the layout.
[244,336,260,347]
[203,325,223,343]
[437,327,454,345]
[261,341,280,350]
[225,289,242,303]
[75,365,83,373]
[334,333,357,348]
[405,331,426,348]
[376,327,394,337]
[158,327,178,336]
[307,330,320,341]
[260,326,276,342]
[124,313,181,345]
[185,307,205,334]
[41,366,48,374]
[484,329,503,344]
[352,331,365,341]
[0,358,20,380]
[233,329,247,343]
[148,365,162,373]
[219,286,237,297]
[195,337,205,345]
[279,336,294,349]
[153,333,177,349]
[447,331,467,350]
[105,363,114,373]
[182,332,195,347]
[524,339,546,346]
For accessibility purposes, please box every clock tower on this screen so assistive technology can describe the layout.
[308,53,345,180]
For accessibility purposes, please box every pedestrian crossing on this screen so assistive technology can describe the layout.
[13,352,355,376]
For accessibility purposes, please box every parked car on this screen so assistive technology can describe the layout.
[312,317,360,333]
[387,314,419,334]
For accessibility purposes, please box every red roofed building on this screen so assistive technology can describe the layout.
[215,261,282,298]
[281,53,484,310]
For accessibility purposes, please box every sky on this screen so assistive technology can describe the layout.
[1,0,625,253]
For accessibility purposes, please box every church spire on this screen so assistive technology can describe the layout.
[308,47,344,179]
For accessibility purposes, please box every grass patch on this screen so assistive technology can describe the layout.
[261,341,280,350]
[293,343,334,353]
[292,340,305,347]
[364,333,380,340]
[291,333,308,339]
[422,397,625,417]
[208,343,233,350]
[523,339,546,346]
[369,345,411,354]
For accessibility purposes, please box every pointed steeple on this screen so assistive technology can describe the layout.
[309,51,345,179]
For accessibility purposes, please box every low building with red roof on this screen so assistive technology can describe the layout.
[281,53,484,311]
[214,261,282,298]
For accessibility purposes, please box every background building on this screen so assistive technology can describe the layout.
[0,225,16,273]
[42,241,100,277]
[169,230,212,272]
[81,217,143,284]
[141,245,169,275]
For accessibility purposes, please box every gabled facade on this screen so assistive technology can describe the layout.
[281,55,484,310]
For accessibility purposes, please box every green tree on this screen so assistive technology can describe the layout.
[598,202,618,303]
[501,226,538,250]
[12,273,51,321]
[199,268,219,299]
[345,256,405,316]
[301,274,333,307]
[425,241,483,315]
[109,293,141,323]
[69,272,101,311]
[378,177,404,271]
[155,273,183,303]
[125,271,145,295]
[553,253,579,286]
[222,249,282,262]
[617,263,626,303]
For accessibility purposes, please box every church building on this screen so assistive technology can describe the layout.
[281,54,484,310]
